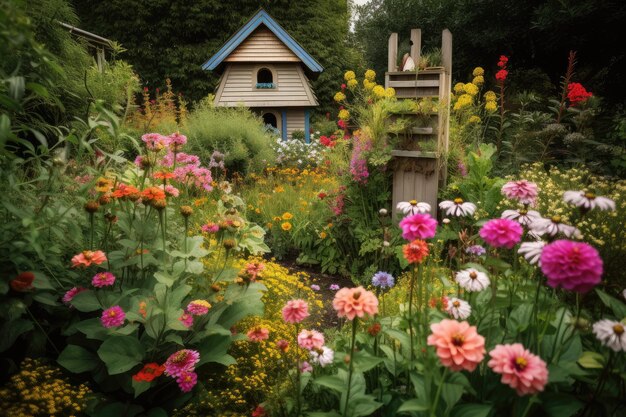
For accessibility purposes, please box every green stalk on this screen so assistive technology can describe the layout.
[343,318,358,417]
[408,266,417,362]
[430,368,448,417]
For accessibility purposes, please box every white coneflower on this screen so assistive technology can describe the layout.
[530,215,579,238]
[310,346,334,367]
[455,268,490,292]
[397,200,431,215]
[518,241,546,265]
[592,320,626,352]
[219,181,232,194]
[501,208,542,227]
[564,191,615,211]
[439,198,477,217]
[446,297,472,319]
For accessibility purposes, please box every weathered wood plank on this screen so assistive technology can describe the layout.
[388,80,439,88]
[388,33,398,72]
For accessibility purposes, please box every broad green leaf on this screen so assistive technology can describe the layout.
[397,399,429,413]
[197,331,235,367]
[442,383,464,415]
[75,318,109,340]
[132,379,153,398]
[314,375,345,392]
[577,351,605,369]
[0,318,33,353]
[71,290,102,312]
[541,393,584,417]
[97,336,145,375]
[595,289,626,319]
[58,345,98,373]
[451,403,493,417]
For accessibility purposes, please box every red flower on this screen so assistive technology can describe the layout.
[320,136,336,148]
[318,192,327,200]
[337,120,346,129]
[497,55,509,67]
[252,406,267,417]
[341,83,347,91]
[368,322,382,336]
[495,69,508,82]
[567,82,593,106]
[10,272,35,292]
[133,363,166,382]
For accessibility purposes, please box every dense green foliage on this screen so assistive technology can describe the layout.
[72,0,361,113]
[354,0,626,106]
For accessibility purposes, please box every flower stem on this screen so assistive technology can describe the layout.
[430,368,448,417]
[343,318,358,417]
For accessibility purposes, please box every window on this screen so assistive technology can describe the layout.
[262,112,277,128]
[256,68,274,89]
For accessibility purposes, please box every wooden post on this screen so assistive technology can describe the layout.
[388,33,398,72]
[440,29,453,186]
[410,29,421,65]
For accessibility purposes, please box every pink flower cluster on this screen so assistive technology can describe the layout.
[164,349,200,392]
[349,136,372,184]
[62,287,87,304]
[399,213,438,241]
[173,165,213,192]
[479,218,523,249]
[540,240,603,293]
[247,327,270,342]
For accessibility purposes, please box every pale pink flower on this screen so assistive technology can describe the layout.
[540,240,603,293]
[201,222,219,233]
[479,218,523,249]
[164,349,200,378]
[168,132,188,148]
[501,180,539,205]
[92,272,115,288]
[399,213,438,241]
[501,209,542,227]
[592,320,626,352]
[446,298,472,320]
[161,184,180,197]
[297,329,325,350]
[310,346,334,367]
[142,133,170,151]
[176,371,197,392]
[247,327,270,342]
[488,343,548,396]
[282,299,310,323]
[332,286,379,320]
[563,191,615,211]
[427,319,486,372]
[245,262,265,280]
[455,268,490,292]
[101,306,125,328]
[300,361,313,373]
[63,287,87,304]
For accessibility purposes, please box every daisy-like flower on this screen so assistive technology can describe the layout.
[297,329,325,350]
[530,215,579,238]
[176,371,198,392]
[488,343,549,396]
[446,298,472,319]
[501,209,542,227]
[372,271,395,289]
[310,346,334,367]
[187,300,211,316]
[563,191,615,211]
[164,349,200,378]
[101,306,125,328]
[518,241,546,266]
[439,198,477,217]
[501,180,539,205]
[397,200,431,215]
[593,320,626,352]
[92,272,115,288]
[455,268,490,292]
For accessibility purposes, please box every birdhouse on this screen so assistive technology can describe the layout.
[203,9,323,142]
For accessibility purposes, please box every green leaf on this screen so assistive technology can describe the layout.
[541,393,584,417]
[97,336,145,375]
[352,350,383,372]
[93,402,143,417]
[577,351,605,369]
[451,403,493,417]
[595,289,626,319]
[132,379,153,398]
[350,394,382,417]
[58,345,98,373]
[197,331,235,367]
[314,375,345,392]
[33,291,60,306]
[154,271,175,287]
[75,318,109,340]
[442,383,464,414]
[0,318,33,353]
[397,399,429,413]
[71,290,102,312]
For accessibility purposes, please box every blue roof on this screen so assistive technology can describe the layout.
[202,9,323,73]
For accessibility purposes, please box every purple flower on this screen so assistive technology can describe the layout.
[465,245,486,256]
[329,284,340,291]
[311,284,320,291]
[372,271,395,288]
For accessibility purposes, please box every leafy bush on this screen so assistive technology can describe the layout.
[183,101,275,174]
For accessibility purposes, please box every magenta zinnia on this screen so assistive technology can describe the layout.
[479,218,523,249]
[540,240,603,293]
[488,343,548,396]
[164,349,200,378]
[176,371,198,392]
[187,299,211,316]
[399,213,438,241]
[101,306,125,328]
[92,272,115,288]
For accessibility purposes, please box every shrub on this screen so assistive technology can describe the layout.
[183,101,275,174]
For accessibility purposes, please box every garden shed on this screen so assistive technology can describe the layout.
[203,9,323,142]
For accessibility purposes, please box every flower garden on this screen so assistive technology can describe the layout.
[2,1,626,417]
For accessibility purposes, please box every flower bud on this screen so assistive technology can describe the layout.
[223,239,236,250]
[442,218,451,224]
[152,199,167,210]
[383,241,390,247]
[379,208,388,216]
[84,201,100,213]
[180,205,193,217]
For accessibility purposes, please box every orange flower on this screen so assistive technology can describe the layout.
[111,183,140,199]
[153,171,175,180]
[403,239,429,264]
[142,186,166,201]
[71,250,107,268]
[427,319,486,371]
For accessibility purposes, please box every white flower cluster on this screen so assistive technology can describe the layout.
[271,133,327,168]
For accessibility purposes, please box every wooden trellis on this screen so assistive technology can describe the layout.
[386,29,452,216]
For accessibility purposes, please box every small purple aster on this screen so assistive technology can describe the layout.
[311,284,320,291]
[465,245,486,256]
[372,271,395,289]
[329,284,340,291]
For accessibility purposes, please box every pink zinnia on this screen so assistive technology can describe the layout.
[300,361,313,373]
[332,286,378,320]
[162,184,180,197]
[201,222,219,233]
[399,213,438,241]
[297,329,325,350]
[427,319,486,372]
[246,262,265,279]
[176,371,197,392]
[92,272,115,288]
[247,327,270,342]
[164,349,200,378]
[62,287,87,304]
[479,218,523,249]
[488,343,549,396]
[282,299,310,323]
[501,180,538,205]
[540,240,603,293]
[179,313,194,328]
[168,132,188,148]
[101,306,125,328]
[187,300,211,316]
[71,250,107,268]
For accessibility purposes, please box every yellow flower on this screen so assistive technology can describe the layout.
[363,79,375,90]
[319,231,327,239]
[372,85,386,98]
[472,67,484,76]
[463,83,479,96]
[281,222,292,231]
[334,92,346,102]
[273,216,282,222]
[385,87,396,98]
[468,115,481,124]
[95,177,113,193]
[453,94,473,110]
[338,109,350,120]
[344,70,356,81]
[485,100,497,112]
[472,75,484,85]
[364,69,376,81]
[484,90,497,101]
[347,78,358,89]
[453,82,465,93]
[281,212,293,220]
[266,222,273,229]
